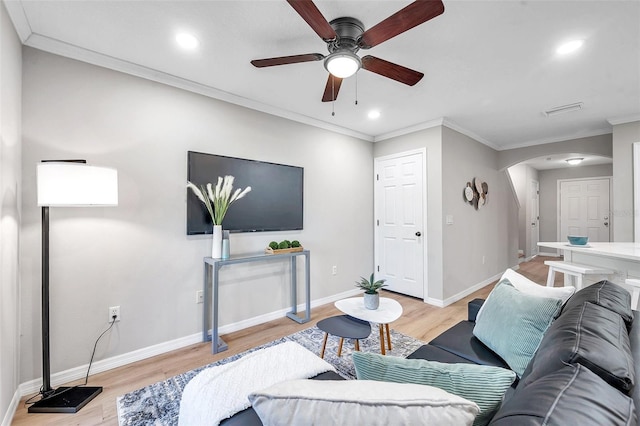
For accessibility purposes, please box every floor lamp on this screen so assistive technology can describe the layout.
[29,160,118,414]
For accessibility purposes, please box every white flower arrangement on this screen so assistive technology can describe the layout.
[187,176,251,226]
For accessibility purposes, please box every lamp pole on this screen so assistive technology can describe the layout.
[41,205,52,394]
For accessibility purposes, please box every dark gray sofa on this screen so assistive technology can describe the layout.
[409,280,639,425]
[222,280,638,425]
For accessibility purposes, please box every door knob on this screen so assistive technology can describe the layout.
[604,222,609,226]
[415,232,422,237]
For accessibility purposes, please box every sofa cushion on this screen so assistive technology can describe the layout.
[249,379,480,426]
[407,343,479,364]
[500,268,575,304]
[522,301,635,394]
[473,281,563,377]
[489,364,637,426]
[353,352,515,426]
[220,371,344,426]
[561,280,633,329]
[429,321,510,369]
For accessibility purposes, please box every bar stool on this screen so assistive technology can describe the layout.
[544,260,613,290]
[625,279,640,310]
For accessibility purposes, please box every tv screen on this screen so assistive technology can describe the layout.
[187,151,304,234]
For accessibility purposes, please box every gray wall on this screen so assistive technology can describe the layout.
[0,2,22,422]
[538,164,613,244]
[441,127,518,300]
[20,48,373,383]
[613,122,640,241]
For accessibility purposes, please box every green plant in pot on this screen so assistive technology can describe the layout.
[355,273,387,310]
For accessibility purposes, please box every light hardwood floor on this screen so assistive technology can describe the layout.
[11,256,556,425]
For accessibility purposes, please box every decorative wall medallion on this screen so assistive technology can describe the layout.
[463,178,488,210]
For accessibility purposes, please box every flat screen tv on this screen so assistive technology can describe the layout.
[187,151,304,234]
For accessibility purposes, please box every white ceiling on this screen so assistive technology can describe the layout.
[5,0,640,150]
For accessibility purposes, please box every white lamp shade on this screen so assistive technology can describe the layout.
[37,162,118,207]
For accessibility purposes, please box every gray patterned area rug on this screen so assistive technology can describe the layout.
[116,325,425,425]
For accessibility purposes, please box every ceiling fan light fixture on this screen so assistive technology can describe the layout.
[324,51,361,78]
[566,157,584,165]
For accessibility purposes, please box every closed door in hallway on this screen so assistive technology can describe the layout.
[559,178,611,242]
[374,150,425,299]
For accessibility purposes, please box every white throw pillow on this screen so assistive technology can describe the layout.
[249,379,479,426]
[501,268,574,303]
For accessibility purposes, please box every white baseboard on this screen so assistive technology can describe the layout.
[1,389,21,426]
[18,288,362,397]
[425,272,503,308]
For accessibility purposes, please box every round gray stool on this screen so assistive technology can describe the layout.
[316,315,372,358]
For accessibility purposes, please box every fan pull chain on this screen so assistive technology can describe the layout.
[355,73,358,106]
[331,76,335,116]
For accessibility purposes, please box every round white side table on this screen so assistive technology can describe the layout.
[335,297,403,355]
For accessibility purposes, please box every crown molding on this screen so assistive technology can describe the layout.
[373,118,445,142]
[608,114,640,126]
[498,127,613,150]
[440,118,500,150]
[373,117,501,151]
[3,0,32,42]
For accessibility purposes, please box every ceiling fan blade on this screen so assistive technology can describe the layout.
[322,74,343,102]
[251,53,324,68]
[287,0,337,41]
[359,0,445,49]
[361,56,424,86]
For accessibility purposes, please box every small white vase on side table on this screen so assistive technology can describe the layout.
[335,297,403,355]
[212,224,223,258]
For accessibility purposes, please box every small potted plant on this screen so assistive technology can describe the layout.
[355,273,388,310]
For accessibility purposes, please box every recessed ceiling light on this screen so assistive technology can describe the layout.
[556,39,584,55]
[176,33,199,50]
[368,110,381,120]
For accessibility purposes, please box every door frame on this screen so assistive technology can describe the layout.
[373,148,428,301]
[556,176,613,242]
[634,142,640,242]
[530,179,539,256]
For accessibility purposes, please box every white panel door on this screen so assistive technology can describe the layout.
[530,180,539,256]
[560,178,611,242]
[375,152,424,298]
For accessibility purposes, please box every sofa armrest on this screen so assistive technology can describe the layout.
[468,298,485,322]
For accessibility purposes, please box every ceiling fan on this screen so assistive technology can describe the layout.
[251,0,445,102]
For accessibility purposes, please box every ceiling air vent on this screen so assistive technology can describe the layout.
[544,102,584,117]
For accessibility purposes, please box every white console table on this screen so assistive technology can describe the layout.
[203,250,311,354]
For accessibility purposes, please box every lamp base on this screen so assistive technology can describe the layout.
[28,386,102,413]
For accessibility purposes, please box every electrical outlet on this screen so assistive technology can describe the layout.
[196,290,204,304]
[332,265,337,275]
[109,306,120,322]
[482,256,486,265]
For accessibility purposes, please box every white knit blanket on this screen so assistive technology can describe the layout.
[178,341,336,426]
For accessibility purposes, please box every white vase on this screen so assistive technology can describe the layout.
[212,225,223,259]
[364,292,380,310]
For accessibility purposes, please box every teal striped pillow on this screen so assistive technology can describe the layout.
[353,352,516,426]
[473,281,563,377]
